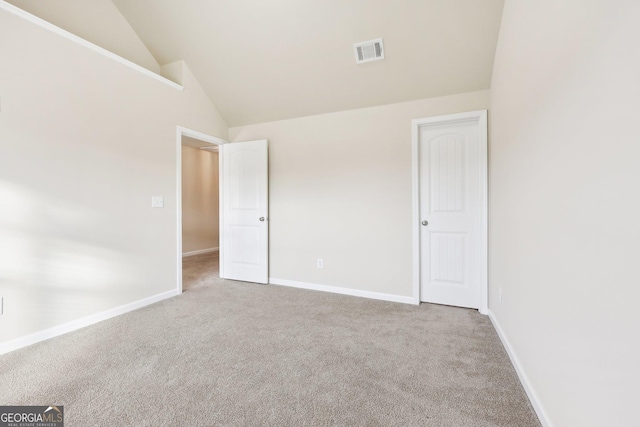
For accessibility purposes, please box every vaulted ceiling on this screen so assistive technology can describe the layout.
[8,0,505,126]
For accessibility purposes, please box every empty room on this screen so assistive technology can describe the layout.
[0,1,637,426]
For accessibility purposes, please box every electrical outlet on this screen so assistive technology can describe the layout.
[0,297,3,315]
[317,258,323,269]
[499,288,502,304]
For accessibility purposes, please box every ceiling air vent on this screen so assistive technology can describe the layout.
[353,38,384,64]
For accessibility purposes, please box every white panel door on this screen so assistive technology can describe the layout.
[221,140,268,284]
[419,120,481,308]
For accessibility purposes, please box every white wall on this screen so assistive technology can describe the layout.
[230,91,489,299]
[489,1,640,426]
[181,147,219,254]
[0,8,227,347]
[4,0,161,73]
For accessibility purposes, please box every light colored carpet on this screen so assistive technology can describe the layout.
[1,252,540,426]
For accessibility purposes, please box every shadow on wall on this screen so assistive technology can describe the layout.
[0,180,139,343]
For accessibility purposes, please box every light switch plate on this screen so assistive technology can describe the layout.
[151,196,164,208]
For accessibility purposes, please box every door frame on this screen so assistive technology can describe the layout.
[176,126,228,294]
[411,110,488,314]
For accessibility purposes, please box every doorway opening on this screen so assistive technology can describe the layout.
[176,126,226,293]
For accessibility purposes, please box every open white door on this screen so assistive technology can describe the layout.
[220,140,269,284]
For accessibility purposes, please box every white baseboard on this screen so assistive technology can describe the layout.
[269,277,417,305]
[0,289,179,356]
[182,247,219,257]
[488,310,552,427]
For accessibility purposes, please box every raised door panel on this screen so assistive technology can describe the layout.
[420,121,479,308]
[222,140,268,284]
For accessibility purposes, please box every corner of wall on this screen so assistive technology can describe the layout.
[161,60,185,85]
[488,310,552,427]
[180,60,229,140]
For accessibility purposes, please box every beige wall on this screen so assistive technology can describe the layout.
[230,91,489,298]
[5,0,161,73]
[182,147,219,254]
[489,1,640,426]
[0,9,227,346]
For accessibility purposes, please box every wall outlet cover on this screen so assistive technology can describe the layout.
[151,196,164,208]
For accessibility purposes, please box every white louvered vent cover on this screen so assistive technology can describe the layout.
[353,38,384,64]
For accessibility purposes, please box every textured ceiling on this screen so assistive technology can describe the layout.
[112,0,504,126]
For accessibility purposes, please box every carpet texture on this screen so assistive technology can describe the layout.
[1,253,540,426]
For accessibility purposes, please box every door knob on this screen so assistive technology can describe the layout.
[421,220,428,226]
[259,217,265,222]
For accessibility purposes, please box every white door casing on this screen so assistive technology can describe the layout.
[412,111,488,313]
[221,140,269,284]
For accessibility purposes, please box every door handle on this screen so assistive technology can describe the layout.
[421,220,428,226]
[259,217,265,222]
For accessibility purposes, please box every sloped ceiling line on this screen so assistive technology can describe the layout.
[9,0,505,126]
